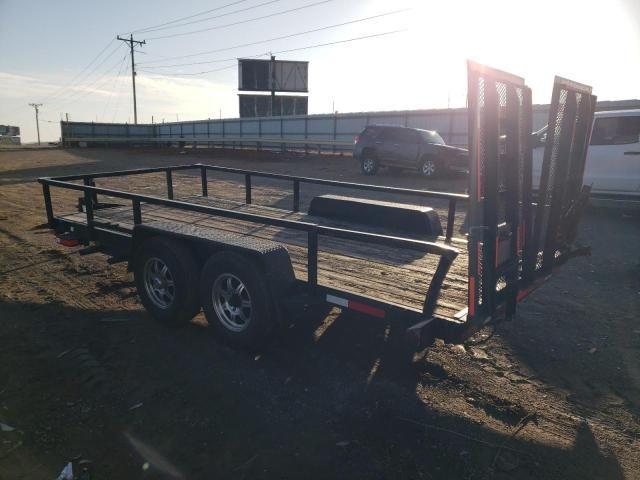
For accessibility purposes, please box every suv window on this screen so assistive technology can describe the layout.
[362,126,382,138]
[381,128,418,143]
[418,130,445,145]
[591,116,640,145]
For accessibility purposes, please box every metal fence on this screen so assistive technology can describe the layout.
[61,99,639,153]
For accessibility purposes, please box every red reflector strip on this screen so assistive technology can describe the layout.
[326,294,385,318]
[517,287,534,302]
[349,300,385,318]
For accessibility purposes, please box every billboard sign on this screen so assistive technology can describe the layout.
[238,59,308,93]
[239,94,308,118]
[0,125,20,136]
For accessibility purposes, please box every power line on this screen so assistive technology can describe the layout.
[146,0,333,41]
[141,56,239,69]
[124,0,251,35]
[140,8,410,68]
[272,29,407,55]
[45,43,126,106]
[144,29,407,76]
[45,48,125,108]
[134,51,176,59]
[37,38,118,104]
[58,59,129,106]
[136,0,282,35]
[138,52,268,74]
[112,62,131,122]
[101,52,130,121]
[140,63,239,77]
[47,51,130,109]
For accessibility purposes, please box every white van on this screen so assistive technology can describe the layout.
[532,109,640,207]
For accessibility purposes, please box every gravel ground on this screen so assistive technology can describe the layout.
[0,147,638,480]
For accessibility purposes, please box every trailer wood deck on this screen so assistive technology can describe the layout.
[61,195,469,321]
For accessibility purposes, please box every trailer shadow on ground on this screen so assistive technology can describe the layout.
[0,294,627,480]
[498,207,640,415]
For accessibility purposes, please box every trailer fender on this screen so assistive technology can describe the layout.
[129,222,296,324]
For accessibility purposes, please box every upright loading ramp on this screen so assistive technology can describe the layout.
[465,61,597,331]
[525,78,597,278]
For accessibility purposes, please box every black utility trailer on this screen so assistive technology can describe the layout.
[37,63,597,350]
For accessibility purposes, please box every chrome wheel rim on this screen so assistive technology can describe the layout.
[363,158,375,172]
[212,273,252,332]
[422,160,436,176]
[143,257,175,309]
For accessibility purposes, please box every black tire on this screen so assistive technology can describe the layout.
[200,251,274,349]
[134,237,200,327]
[360,152,379,175]
[420,156,440,178]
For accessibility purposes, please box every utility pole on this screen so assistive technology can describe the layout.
[270,54,276,116]
[28,103,42,145]
[117,34,146,124]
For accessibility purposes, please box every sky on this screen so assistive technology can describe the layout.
[1,0,639,143]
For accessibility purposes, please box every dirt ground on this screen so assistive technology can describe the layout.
[0,147,638,480]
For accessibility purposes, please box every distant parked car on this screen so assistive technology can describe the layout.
[353,125,468,177]
[532,109,640,207]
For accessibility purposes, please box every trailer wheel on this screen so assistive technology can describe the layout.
[134,237,200,327]
[200,252,274,349]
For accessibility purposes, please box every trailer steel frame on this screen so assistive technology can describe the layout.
[38,62,597,349]
[40,163,474,343]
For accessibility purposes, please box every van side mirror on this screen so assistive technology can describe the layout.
[532,131,547,147]
[530,132,541,147]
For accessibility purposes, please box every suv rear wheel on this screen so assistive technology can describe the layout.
[361,153,379,175]
[421,156,439,177]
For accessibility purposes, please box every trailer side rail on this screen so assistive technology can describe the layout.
[47,163,468,241]
[39,169,460,320]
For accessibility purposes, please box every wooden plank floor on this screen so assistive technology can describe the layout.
[62,195,469,320]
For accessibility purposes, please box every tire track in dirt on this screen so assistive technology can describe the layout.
[0,218,141,401]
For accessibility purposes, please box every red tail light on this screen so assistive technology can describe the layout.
[354,135,360,144]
